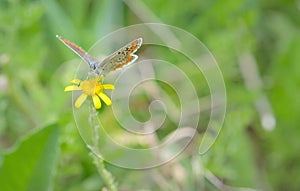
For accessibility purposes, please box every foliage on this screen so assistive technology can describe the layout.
[0,0,300,190]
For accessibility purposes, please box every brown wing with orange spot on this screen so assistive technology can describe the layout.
[98,38,143,75]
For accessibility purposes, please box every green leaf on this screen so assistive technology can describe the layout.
[0,124,60,191]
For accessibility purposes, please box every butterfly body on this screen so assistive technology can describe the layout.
[57,35,142,76]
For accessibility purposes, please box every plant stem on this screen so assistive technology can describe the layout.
[92,154,118,191]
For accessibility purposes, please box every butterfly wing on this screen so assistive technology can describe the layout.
[97,37,143,75]
[56,35,99,69]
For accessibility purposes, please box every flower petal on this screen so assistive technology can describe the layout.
[75,94,87,108]
[92,95,101,109]
[98,92,112,106]
[103,84,115,90]
[70,79,81,85]
[64,85,81,92]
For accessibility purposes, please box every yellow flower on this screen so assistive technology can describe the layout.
[64,76,114,109]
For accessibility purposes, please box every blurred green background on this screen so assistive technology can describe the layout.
[1,0,300,190]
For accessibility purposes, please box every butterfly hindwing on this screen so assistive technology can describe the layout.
[98,38,142,75]
[100,55,138,75]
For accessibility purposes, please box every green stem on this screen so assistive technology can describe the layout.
[9,81,38,127]
[92,154,118,191]
[3,0,38,128]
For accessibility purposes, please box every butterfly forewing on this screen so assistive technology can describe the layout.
[98,38,143,75]
[56,35,99,69]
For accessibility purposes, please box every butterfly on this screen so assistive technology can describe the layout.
[56,35,143,76]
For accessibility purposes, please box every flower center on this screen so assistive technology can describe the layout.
[80,78,103,95]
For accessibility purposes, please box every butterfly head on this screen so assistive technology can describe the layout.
[88,60,99,70]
